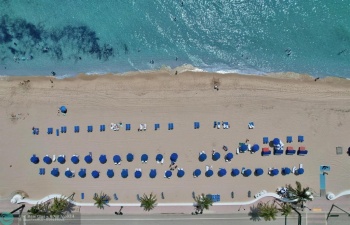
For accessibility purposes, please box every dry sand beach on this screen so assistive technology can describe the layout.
[0,70,350,214]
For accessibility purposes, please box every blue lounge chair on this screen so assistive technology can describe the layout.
[64,126,67,133]
[100,125,104,132]
[297,147,308,155]
[41,168,45,175]
[213,121,217,128]
[74,126,80,133]
[263,137,269,144]
[298,135,304,142]
[155,123,160,130]
[81,193,84,199]
[126,124,131,131]
[114,193,118,200]
[47,127,53,134]
[61,126,64,133]
[87,125,93,132]
[216,194,221,202]
[168,123,171,130]
[39,168,42,175]
[287,136,293,143]
[56,129,59,136]
[286,147,296,155]
[33,128,39,135]
[274,148,284,155]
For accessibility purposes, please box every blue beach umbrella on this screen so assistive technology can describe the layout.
[135,170,142,179]
[126,153,134,162]
[271,168,279,176]
[273,138,280,146]
[99,155,107,164]
[165,170,172,178]
[113,155,121,164]
[240,144,248,152]
[251,144,260,153]
[121,169,128,178]
[57,156,66,164]
[244,169,252,177]
[297,168,304,175]
[51,168,59,177]
[107,169,114,178]
[255,168,264,176]
[194,169,201,177]
[60,106,67,113]
[282,167,291,175]
[205,169,213,177]
[91,170,100,178]
[231,168,240,176]
[65,170,73,178]
[71,155,79,164]
[156,154,163,162]
[149,169,157,178]
[170,153,178,162]
[84,155,92,164]
[30,155,39,164]
[43,155,52,164]
[225,152,233,161]
[177,169,185,177]
[218,168,227,177]
[78,169,86,178]
[141,154,148,162]
[212,152,220,161]
[199,153,207,162]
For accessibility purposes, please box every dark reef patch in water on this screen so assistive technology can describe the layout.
[0,15,114,62]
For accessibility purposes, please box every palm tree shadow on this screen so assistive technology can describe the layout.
[248,205,261,221]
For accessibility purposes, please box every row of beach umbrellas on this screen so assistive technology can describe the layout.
[50,166,303,178]
[31,153,175,165]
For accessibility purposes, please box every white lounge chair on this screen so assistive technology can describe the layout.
[299,164,303,169]
[236,148,240,154]
[161,158,164,164]
[292,166,297,173]
[143,124,147,131]
[139,124,143,131]
[52,155,56,162]
[206,165,209,171]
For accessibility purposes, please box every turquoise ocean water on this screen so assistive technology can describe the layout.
[0,0,349,78]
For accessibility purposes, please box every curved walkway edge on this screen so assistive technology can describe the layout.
[11,192,299,206]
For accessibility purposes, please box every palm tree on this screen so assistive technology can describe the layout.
[257,201,278,221]
[140,193,157,212]
[93,192,110,210]
[287,181,314,208]
[278,202,292,225]
[49,197,70,217]
[194,193,213,214]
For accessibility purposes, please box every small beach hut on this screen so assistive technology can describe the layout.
[282,167,291,175]
[78,169,86,178]
[243,169,252,177]
[107,169,114,178]
[99,155,107,164]
[225,152,233,161]
[165,170,172,178]
[141,154,148,163]
[91,170,100,178]
[218,168,227,177]
[113,155,121,164]
[65,170,73,178]
[212,152,220,161]
[30,155,39,164]
[57,155,66,164]
[84,154,92,164]
[251,144,260,153]
[51,168,59,177]
[121,169,128,178]
[149,169,157,178]
[135,170,142,179]
[156,154,163,162]
[170,153,178,162]
[193,169,201,177]
[199,153,207,162]
[71,155,79,164]
[60,106,67,114]
[43,155,52,164]
[205,169,213,177]
[126,153,134,162]
[177,169,185,178]
[231,168,240,176]
[255,168,264,176]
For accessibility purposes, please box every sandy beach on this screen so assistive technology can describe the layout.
[0,70,350,214]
